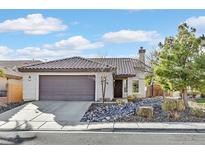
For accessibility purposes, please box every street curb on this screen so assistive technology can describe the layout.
[1,122,205,132]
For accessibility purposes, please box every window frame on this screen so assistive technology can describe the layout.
[132,80,139,93]
[124,79,128,93]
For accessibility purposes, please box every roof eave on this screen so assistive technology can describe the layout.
[18,68,114,73]
[114,74,136,78]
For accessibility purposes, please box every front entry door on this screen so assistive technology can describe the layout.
[114,80,123,98]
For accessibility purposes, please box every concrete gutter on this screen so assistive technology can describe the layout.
[1,121,205,132]
[87,122,205,132]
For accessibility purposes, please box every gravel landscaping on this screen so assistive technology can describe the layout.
[81,97,205,122]
[0,101,28,114]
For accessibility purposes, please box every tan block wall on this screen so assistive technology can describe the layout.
[0,77,23,103]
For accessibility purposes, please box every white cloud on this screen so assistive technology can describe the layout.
[44,35,103,50]
[186,16,205,34]
[102,30,161,44]
[0,46,12,55]
[17,36,104,59]
[0,46,13,59]
[17,47,62,58]
[0,14,67,35]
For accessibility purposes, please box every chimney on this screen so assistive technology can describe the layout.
[138,47,146,62]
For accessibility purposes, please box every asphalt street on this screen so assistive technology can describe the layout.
[0,131,205,145]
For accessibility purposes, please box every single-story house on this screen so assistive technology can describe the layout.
[18,47,149,102]
[0,60,41,105]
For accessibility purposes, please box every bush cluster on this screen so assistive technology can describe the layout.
[191,109,204,118]
[162,98,185,112]
[116,99,126,105]
[127,95,136,102]
[162,98,185,120]
[127,95,143,102]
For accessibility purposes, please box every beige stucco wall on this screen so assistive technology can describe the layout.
[122,79,128,98]
[96,72,113,101]
[22,73,38,101]
[22,72,114,101]
[127,70,146,98]
[22,68,145,101]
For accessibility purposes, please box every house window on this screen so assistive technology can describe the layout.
[124,79,128,93]
[132,80,139,93]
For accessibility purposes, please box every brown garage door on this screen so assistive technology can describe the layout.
[39,75,95,101]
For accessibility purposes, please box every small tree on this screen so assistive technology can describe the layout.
[101,74,108,103]
[192,53,205,94]
[144,50,160,97]
[95,55,110,103]
[154,23,204,107]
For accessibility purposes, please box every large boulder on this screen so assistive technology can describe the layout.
[136,106,154,119]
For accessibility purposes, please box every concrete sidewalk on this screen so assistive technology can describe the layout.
[1,121,205,131]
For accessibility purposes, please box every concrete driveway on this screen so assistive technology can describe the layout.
[0,101,92,130]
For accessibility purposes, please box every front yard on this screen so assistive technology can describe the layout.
[196,98,205,104]
[81,97,205,122]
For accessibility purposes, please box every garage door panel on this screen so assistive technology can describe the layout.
[39,75,95,101]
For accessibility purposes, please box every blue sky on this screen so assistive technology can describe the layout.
[0,9,205,60]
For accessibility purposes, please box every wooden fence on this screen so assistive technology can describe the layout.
[0,77,22,105]
[7,79,23,103]
[146,84,173,97]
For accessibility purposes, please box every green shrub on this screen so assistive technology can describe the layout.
[116,99,126,105]
[196,98,205,104]
[201,93,205,98]
[191,109,204,118]
[162,98,185,120]
[162,98,185,112]
[127,94,144,102]
[127,95,136,102]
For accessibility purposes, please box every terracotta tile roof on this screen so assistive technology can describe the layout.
[4,68,22,79]
[89,58,146,77]
[18,56,150,77]
[18,57,116,72]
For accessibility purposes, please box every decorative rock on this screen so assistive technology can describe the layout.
[0,102,27,114]
[136,106,154,119]
[105,116,110,120]
[81,97,163,122]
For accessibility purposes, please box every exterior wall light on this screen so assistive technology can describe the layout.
[28,75,31,81]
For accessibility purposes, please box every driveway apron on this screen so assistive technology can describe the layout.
[0,101,92,130]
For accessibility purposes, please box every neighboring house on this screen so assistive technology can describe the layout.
[0,60,41,71]
[19,47,148,102]
[0,60,41,104]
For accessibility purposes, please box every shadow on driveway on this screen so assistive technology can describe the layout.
[0,101,92,129]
